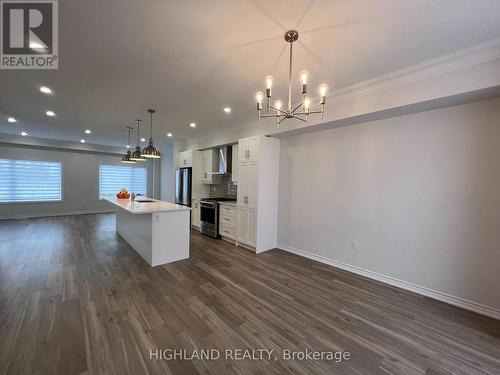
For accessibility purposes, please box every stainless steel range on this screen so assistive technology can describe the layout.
[200,197,236,238]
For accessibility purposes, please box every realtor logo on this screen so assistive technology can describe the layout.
[1,0,58,69]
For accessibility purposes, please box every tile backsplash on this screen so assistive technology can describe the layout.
[208,175,237,199]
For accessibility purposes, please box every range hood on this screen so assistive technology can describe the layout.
[208,145,232,175]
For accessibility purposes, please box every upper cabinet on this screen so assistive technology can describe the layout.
[177,150,209,199]
[201,149,218,184]
[239,137,259,163]
[178,150,193,168]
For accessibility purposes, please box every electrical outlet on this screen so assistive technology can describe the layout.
[155,214,161,223]
[351,240,359,250]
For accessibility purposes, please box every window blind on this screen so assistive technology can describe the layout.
[0,158,62,203]
[99,164,147,197]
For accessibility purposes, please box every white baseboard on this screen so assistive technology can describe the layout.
[278,243,500,321]
[0,209,115,221]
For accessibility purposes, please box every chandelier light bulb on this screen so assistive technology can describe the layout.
[256,91,263,110]
[300,70,309,94]
[319,84,328,105]
[275,100,282,111]
[300,71,308,85]
[304,97,311,111]
[265,76,273,89]
[319,84,328,97]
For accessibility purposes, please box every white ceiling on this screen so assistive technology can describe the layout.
[1,0,500,147]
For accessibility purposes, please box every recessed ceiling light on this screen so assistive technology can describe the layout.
[40,86,52,94]
[85,129,92,134]
[126,145,130,149]
[21,131,28,136]
[46,110,55,117]
[223,107,231,113]
[189,122,196,128]
[8,117,17,123]
[167,133,173,137]
[80,139,86,143]
[141,138,146,142]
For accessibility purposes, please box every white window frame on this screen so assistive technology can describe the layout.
[0,156,64,204]
[98,162,148,199]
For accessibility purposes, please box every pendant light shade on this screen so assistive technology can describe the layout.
[142,109,161,158]
[130,119,147,161]
[121,127,136,164]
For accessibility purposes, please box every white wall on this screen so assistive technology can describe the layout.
[0,144,159,219]
[278,97,500,314]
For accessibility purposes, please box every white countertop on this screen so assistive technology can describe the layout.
[219,201,238,207]
[104,196,191,214]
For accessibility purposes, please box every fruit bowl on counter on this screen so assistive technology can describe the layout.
[116,188,130,199]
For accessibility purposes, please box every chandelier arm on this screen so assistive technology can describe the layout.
[290,102,304,114]
[293,115,307,122]
[294,110,323,115]
[260,113,282,118]
[269,105,288,115]
[276,116,287,127]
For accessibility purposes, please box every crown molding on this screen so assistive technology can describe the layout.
[328,37,500,105]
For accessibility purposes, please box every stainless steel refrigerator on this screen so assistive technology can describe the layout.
[175,168,192,207]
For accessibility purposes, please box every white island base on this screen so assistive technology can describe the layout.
[105,197,191,267]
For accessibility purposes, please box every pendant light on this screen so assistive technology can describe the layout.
[121,127,136,164]
[142,109,161,158]
[131,119,147,161]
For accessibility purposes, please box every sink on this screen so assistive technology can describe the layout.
[135,199,155,203]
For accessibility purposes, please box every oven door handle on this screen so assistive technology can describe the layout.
[200,201,217,208]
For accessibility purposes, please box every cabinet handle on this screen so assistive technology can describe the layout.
[204,172,207,178]
[184,160,186,165]
[225,218,230,221]
[244,196,248,204]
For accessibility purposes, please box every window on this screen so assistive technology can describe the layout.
[0,158,62,203]
[99,164,147,197]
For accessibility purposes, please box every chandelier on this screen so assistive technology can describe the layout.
[255,30,328,128]
[142,109,161,158]
[131,119,146,161]
[121,127,136,164]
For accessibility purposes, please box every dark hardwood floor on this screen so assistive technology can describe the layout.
[1,213,499,375]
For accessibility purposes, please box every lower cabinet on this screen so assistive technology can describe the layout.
[219,203,237,241]
[237,207,256,248]
[191,199,200,228]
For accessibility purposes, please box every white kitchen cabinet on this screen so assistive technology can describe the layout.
[178,150,193,168]
[191,199,200,229]
[236,136,279,252]
[237,162,257,208]
[201,149,218,184]
[231,144,238,183]
[239,136,259,162]
[237,208,256,247]
[219,203,237,241]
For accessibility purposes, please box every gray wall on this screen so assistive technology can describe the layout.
[0,144,159,219]
[159,141,175,202]
[278,97,500,311]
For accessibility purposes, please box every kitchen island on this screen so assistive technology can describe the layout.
[104,197,191,266]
